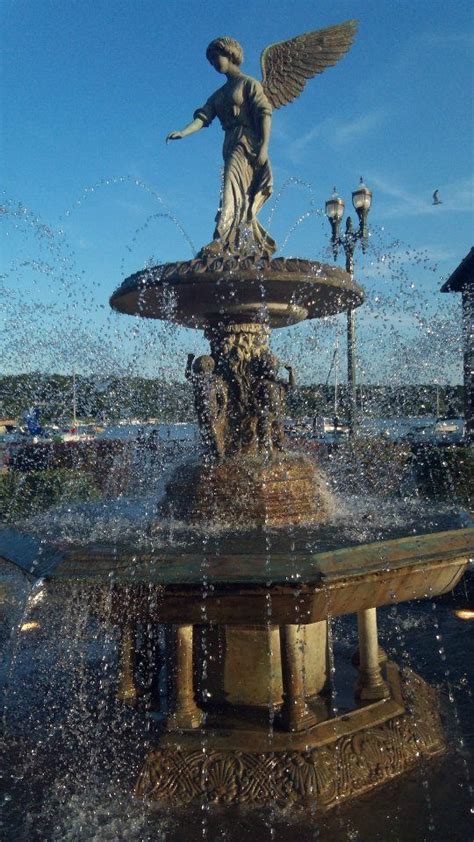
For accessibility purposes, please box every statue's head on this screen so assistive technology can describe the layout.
[193,355,215,376]
[206,37,243,69]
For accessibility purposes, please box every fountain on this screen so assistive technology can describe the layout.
[1,19,473,832]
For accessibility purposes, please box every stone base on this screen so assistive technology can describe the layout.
[161,454,333,527]
[136,665,446,808]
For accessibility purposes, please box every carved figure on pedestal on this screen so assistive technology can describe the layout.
[166,23,357,257]
[252,353,295,453]
[185,353,228,459]
[187,341,295,458]
[207,325,270,455]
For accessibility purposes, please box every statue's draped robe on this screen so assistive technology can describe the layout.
[194,75,276,256]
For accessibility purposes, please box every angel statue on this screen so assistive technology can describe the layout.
[166,22,357,258]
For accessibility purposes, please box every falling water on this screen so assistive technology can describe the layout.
[1,176,473,841]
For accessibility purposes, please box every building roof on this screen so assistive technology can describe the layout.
[440,247,474,292]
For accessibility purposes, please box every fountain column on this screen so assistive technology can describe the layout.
[280,624,319,730]
[166,624,204,729]
[355,608,390,701]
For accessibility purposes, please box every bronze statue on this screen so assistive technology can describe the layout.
[185,353,228,459]
[166,23,357,257]
[252,353,295,453]
[186,346,295,459]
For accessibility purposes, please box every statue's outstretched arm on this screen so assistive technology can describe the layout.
[166,118,204,143]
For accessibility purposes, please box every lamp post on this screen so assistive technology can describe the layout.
[325,178,372,436]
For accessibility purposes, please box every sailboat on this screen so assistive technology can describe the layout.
[313,337,349,439]
[433,385,463,439]
[61,373,101,441]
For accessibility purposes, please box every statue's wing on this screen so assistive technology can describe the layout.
[260,20,358,109]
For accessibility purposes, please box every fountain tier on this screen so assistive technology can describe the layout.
[111,256,364,526]
[110,256,364,328]
[160,453,333,526]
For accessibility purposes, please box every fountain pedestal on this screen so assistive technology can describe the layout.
[162,454,333,527]
[198,621,330,725]
[3,523,470,808]
[137,661,444,807]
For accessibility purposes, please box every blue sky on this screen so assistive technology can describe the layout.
[1,0,473,384]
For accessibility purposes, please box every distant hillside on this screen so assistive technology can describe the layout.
[0,374,464,423]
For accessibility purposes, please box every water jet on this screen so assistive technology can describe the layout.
[1,20,473,835]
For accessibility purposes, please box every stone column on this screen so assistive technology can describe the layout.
[355,608,390,701]
[117,621,139,705]
[166,624,204,730]
[280,624,318,731]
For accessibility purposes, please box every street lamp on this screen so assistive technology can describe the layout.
[351,178,372,241]
[326,177,372,272]
[325,177,373,435]
[325,188,345,259]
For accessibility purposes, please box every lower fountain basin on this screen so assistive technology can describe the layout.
[1,505,472,811]
[1,522,471,623]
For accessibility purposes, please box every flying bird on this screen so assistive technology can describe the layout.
[432,189,442,205]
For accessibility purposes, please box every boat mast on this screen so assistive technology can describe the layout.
[72,372,77,428]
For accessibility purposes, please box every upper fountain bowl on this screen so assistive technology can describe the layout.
[110,256,364,329]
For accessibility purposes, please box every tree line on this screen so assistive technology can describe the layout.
[0,374,464,423]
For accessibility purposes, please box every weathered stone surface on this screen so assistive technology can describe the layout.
[161,454,334,527]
